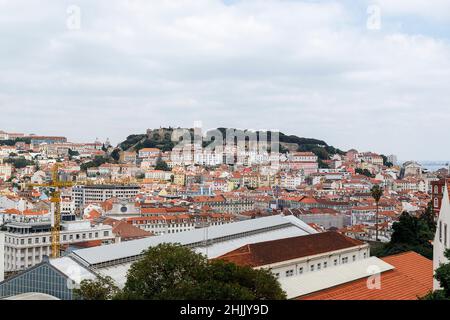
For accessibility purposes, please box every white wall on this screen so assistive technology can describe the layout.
[0,232,5,282]
[433,185,450,290]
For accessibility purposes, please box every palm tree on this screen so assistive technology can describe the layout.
[371,184,383,241]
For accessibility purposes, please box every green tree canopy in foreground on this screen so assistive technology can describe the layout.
[75,244,286,300]
[73,275,120,300]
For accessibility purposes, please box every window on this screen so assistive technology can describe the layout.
[299,267,303,274]
[310,265,315,272]
[285,270,294,277]
[445,224,448,248]
[324,262,327,269]
[353,255,356,262]
[363,252,367,259]
[440,221,443,243]
[275,273,280,278]
[317,263,321,270]
[334,259,338,266]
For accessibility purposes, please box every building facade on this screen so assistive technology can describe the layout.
[72,185,141,208]
[3,220,114,272]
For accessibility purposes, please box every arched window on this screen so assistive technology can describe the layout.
[435,197,439,208]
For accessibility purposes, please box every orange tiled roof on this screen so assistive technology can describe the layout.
[299,251,432,300]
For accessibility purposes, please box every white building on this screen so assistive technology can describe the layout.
[393,178,427,193]
[138,148,161,159]
[289,152,318,162]
[3,219,114,272]
[433,185,450,290]
[72,185,140,208]
[0,232,5,282]
[126,214,234,236]
[0,164,12,181]
[144,170,172,181]
[280,174,304,189]
[0,196,30,213]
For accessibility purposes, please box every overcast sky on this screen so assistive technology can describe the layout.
[1,0,449,161]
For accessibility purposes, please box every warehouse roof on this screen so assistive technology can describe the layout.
[68,215,317,267]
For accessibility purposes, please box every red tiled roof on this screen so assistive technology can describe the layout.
[299,251,432,300]
[216,232,366,268]
[103,218,152,240]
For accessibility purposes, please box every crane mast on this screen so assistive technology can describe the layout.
[28,163,74,258]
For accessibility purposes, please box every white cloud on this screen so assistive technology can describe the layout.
[0,0,449,160]
[375,0,450,21]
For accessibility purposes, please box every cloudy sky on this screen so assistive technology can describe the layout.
[1,0,449,160]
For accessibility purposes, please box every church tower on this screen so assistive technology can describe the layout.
[433,183,450,290]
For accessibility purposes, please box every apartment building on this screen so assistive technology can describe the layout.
[0,164,13,181]
[29,136,67,147]
[71,185,141,208]
[189,195,254,214]
[289,152,318,163]
[280,174,303,189]
[126,213,234,235]
[138,148,161,158]
[2,219,114,272]
[144,170,172,181]
[393,178,427,193]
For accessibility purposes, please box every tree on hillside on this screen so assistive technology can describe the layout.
[110,149,121,162]
[356,168,375,178]
[80,156,108,171]
[380,155,394,167]
[5,157,34,169]
[371,185,383,241]
[116,244,286,300]
[155,157,170,171]
[421,201,436,234]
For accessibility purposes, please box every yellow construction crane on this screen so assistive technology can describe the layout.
[28,163,74,258]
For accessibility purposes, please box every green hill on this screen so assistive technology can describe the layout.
[116,127,345,161]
